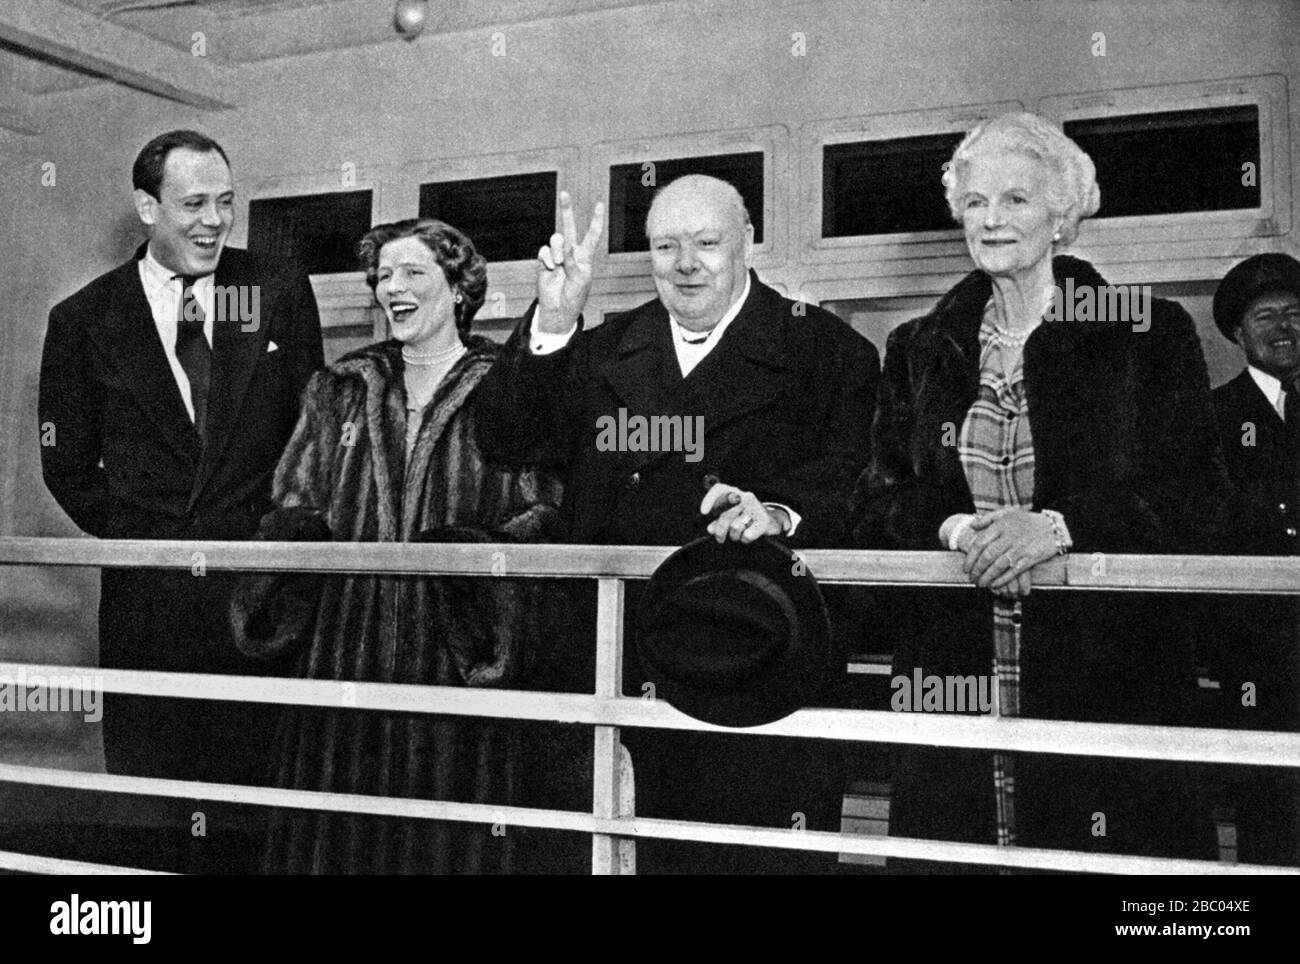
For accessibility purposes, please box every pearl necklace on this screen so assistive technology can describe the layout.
[402,342,464,366]
[987,285,1054,349]
[988,324,1033,349]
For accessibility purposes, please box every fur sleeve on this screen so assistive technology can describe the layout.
[417,464,564,689]
[230,372,340,659]
[852,320,969,549]
[1042,301,1240,553]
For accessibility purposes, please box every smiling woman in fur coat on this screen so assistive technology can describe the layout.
[231,219,561,874]
[853,113,1244,869]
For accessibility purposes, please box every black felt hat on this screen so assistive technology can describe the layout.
[636,536,833,728]
[1213,253,1300,341]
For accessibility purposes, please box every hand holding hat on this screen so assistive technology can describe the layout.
[636,536,832,728]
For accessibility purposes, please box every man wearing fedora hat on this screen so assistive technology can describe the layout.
[1208,252,1300,865]
[478,175,878,873]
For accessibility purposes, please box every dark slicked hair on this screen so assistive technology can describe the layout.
[132,130,230,200]
[358,219,488,343]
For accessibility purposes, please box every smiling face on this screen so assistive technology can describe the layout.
[959,150,1063,282]
[374,235,458,351]
[1235,290,1300,380]
[134,148,233,277]
[646,178,753,332]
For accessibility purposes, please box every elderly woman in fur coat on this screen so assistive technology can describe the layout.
[231,218,561,874]
[853,113,1240,869]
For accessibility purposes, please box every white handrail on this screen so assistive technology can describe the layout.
[2,536,1296,874]
[1,537,1298,593]
[0,661,1295,767]
[0,763,1289,875]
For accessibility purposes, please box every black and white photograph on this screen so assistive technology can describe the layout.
[0,0,1296,922]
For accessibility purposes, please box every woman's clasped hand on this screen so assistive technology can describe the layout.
[955,507,1061,598]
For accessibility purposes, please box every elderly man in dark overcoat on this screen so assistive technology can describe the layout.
[477,174,879,873]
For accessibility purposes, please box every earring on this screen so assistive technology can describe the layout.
[1052,230,1061,243]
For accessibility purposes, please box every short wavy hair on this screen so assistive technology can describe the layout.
[132,130,229,200]
[942,112,1101,246]
[357,218,488,342]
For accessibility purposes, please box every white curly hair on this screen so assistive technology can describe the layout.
[941,112,1101,246]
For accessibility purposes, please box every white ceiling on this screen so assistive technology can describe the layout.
[0,0,681,132]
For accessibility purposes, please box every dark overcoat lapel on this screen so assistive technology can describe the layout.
[599,282,793,478]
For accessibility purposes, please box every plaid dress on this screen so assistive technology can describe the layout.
[957,305,1037,848]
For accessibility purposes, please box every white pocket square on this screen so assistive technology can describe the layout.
[267,341,279,353]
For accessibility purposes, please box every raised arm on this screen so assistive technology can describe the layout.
[475,191,604,470]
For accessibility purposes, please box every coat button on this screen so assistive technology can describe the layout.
[1287,527,1297,538]
[1279,502,1288,514]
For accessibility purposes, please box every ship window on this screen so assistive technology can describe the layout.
[418,171,558,262]
[247,190,373,275]
[822,132,964,238]
[1064,106,1261,218]
[608,151,764,253]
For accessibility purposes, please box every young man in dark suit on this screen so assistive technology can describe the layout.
[478,175,879,873]
[1209,252,1300,866]
[38,130,323,871]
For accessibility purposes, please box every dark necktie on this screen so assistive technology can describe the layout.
[1283,381,1300,539]
[1284,381,1300,658]
[1284,380,1300,456]
[175,275,211,444]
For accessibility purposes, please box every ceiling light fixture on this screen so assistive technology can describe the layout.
[393,0,429,40]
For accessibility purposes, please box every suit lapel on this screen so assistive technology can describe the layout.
[190,256,269,503]
[97,258,203,466]
[1236,370,1286,429]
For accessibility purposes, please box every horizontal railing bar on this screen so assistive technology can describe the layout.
[2,662,1296,766]
[0,762,596,833]
[610,819,1294,875]
[0,537,1298,593]
[0,764,1285,875]
[0,849,172,875]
